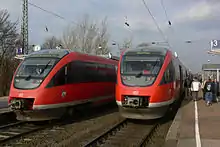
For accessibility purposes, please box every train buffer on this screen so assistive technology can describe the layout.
[164,96,220,147]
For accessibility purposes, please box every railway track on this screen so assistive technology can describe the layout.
[83,118,159,147]
[0,121,51,145]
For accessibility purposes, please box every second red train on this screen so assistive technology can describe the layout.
[116,45,191,119]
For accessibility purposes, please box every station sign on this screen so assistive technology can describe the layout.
[211,40,220,50]
[16,48,24,55]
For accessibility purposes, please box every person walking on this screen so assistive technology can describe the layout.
[190,77,201,101]
[188,77,193,97]
[201,80,206,100]
[204,78,214,106]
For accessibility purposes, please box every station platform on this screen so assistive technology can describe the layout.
[164,96,220,147]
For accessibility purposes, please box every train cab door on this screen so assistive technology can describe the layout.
[164,61,175,100]
[170,61,175,99]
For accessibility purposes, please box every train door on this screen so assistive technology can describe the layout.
[179,65,183,94]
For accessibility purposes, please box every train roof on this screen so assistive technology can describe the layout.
[27,49,70,59]
[24,49,119,61]
[123,45,169,56]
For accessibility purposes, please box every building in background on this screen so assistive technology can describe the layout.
[202,64,220,81]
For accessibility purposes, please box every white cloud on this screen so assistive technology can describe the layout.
[173,1,220,23]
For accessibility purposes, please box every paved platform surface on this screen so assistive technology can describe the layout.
[164,94,220,147]
[0,96,8,109]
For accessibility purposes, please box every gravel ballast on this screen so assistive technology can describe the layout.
[6,109,123,147]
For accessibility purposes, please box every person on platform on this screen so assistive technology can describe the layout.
[190,77,201,101]
[212,79,219,102]
[201,80,206,100]
[188,77,193,97]
[204,78,214,106]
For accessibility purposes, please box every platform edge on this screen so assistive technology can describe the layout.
[163,102,183,147]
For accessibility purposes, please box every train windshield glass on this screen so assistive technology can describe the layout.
[14,58,58,89]
[120,54,165,86]
[121,55,164,75]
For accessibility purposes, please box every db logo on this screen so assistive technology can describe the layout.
[133,90,139,95]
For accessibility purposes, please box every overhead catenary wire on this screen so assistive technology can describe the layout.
[141,0,171,48]
[27,2,78,25]
[160,0,172,26]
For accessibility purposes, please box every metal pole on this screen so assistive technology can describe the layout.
[217,69,219,82]
[22,0,28,55]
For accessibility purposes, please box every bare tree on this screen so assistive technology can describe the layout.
[0,9,19,96]
[122,38,132,49]
[62,15,110,55]
[0,9,18,59]
[42,36,63,49]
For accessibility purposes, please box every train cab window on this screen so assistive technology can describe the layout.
[47,66,67,87]
[161,61,175,84]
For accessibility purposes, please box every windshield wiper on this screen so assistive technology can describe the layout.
[25,75,32,80]
[151,58,160,74]
[135,71,143,78]
[40,60,51,75]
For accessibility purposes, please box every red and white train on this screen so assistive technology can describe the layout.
[9,49,118,121]
[115,45,191,119]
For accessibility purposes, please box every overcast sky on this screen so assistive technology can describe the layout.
[2,0,220,72]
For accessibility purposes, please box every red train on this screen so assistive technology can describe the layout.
[9,49,118,121]
[115,46,190,119]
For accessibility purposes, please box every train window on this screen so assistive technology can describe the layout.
[66,61,86,83]
[65,61,116,84]
[85,62,99,82]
